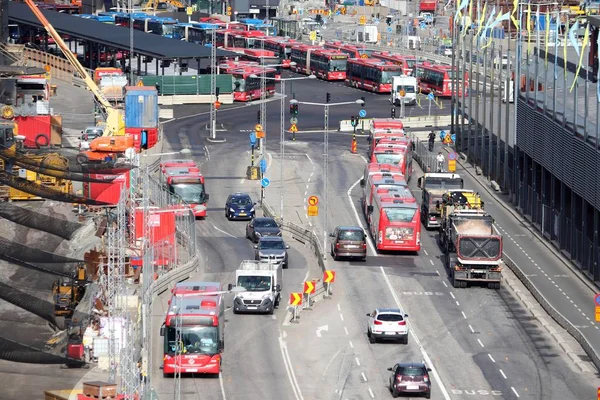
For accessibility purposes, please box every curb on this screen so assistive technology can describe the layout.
[454,154,598,293]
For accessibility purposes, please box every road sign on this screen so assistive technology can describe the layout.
[309,30,317,41]
[448,152,457,161]
[439,130,447,140]
[290,117,298,124]
[443,135,452,145]
[304,280,316,294]
[373,18,380,24]
[261,177,270,188]
[359,15,366,25]
[324,270,336,283]
[448,159,456,172]
[259,159,267,173]
[596,306,600,322]
[387,26,392,33]
[359,109,367,118]
[360,53,369,59]
[308,205,318,216]
[399,90,406,97]
[428,93,435,101]
[44,65,51,72]
[451,133,456,143]
[290,124,298,133]
[308,196,319,206]
[255,124,263,132]
[249,132,257,146]
[186,6,193,15]
[289,292,302,306]
[595,293,600,306]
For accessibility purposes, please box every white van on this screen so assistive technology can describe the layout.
[392,75,418,105]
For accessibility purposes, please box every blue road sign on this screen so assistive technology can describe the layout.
[439,130,447,140]
[261,177,270,188]
[448,152,457,160]
[427,93,435,101]
[595,293,600,306]
[249,132,257,146]
[259,159,267,173]
[373,18,380,24]
[359,109,367,118]
[387,26,392,33]
[451,133,456,143]
[420,22,426,29]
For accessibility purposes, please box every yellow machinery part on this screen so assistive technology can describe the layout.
[0,158,73,201]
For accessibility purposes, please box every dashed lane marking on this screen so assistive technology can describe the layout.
[499,369,507,379]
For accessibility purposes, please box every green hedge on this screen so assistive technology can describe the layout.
[139,75,234,95]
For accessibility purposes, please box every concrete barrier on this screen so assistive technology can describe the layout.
[158,94,234,105]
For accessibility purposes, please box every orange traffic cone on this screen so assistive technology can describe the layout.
[351,135,357,154]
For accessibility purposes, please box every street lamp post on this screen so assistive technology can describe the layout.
[249,71,314,219]
[296,99,365,257]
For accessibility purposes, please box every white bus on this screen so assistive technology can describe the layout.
[391,75,418,106]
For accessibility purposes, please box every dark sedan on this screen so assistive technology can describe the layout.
[387,362,432,398]
[225,192,256,220]
[246,217,281,243]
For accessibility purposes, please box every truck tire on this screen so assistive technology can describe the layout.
[460,281,468,288]
[76,153,89,165]
[34,133,49,148]
[452,276,460,288]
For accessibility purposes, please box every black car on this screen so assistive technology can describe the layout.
[387,362,432,398]
[225,192,256,220]
[246,217,281,243]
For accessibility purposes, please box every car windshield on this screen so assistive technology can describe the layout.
[165,326,219,356]
[377,313,403,322]
[259,240,285,250]
[396,84,416,93]
[237,275,271,291]
[254,219,278,228]
[424,178,462,190]
[172,183,205,203]
[384,208,416,222]
[230,196,252,205]
[375,153,404,165]
[338,230,364,241]
[400,366,426,376]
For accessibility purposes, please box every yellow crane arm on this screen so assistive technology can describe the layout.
[24,0,124,136]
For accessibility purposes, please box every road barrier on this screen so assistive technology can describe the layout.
[412,135,600,371]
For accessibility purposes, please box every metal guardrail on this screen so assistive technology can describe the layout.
[411,135,600,371]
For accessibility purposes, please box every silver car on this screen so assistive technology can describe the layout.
[254,236,289,268]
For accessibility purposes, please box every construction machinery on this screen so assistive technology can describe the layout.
[417,172,463,230]
[24,0,124,139]
[75,135,134,165]
[438,190,503,289]
[142,0,186,11]
[52,264,87,318]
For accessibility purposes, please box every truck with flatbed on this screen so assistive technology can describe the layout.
[438,190,503,289]
[229,260,282,314]
[417,173,464,229]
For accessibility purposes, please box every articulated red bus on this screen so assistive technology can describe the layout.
[223,48,281,78]
[215,29,239,47]
[371,145,413,179]
[368,190,421,252]
[229,66,277,102]
[290,45,347,80]
[415,63,467,97]
[261,37,298,68]
[369,135,410,159]
[231,30,266,49]
[371,51,417,76]
[161,282,225,377]
[362,173,407,217]
[324,41,373,58]
[346,58,403,93]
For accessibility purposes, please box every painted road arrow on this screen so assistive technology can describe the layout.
[316,325,329,338]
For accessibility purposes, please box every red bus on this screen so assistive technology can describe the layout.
[230,66,277,102]
[290,45,347,81]
[369,135,409,159]
[371,145,413,179]
[346,58,403,93]
[165,170,208,218]
[371,51,417,76]
[161,282,224,376]
[361,163,403,184]
[215,29,239,47]
[261,37,298,68]
[415,64,467,97]
[231,30,266,49]
[218,59,259,72]
[324,41,373,58]
[222,48,281,78]
[368,191,421,252]
[362,173,407,216]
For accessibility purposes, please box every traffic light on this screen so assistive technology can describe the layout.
[257,110,261,123]
[391,107,396,119]
[386,16,392,26]
[350,116,357,127]
[326,92,331,103]
[290,102,298,116]
[215,86,220,99]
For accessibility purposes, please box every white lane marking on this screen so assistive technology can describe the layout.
[355,357,361,366]
[436,270,441,276]
[429,259,434,265]
[468,325,475,333]
[337,304,341,311]
[307,177,311,183]
[204,145,210,160]
[477,339,485,348]
[361,372,368,382]
[455,301,460,306]
[442,281,448,287]
[267,152,273,171]
[322,348,344,378]
[306,154,314,165]
[499,369,507,379]
[380,267,452,400]
[308,221,313,227]
[211,224,236,238]
[449,292,456,300]
[304,190,308,196]
[344,326,349,335]
[423,249,429,256]
[461,311,467,319]
[511,387,520,397]
[219,373,228,400]
[278,332,304,400]
[340,313,345,322]
[367,387,375,398]
[488,354,496,363]
[240,179,246,184]
[347,178,378,255]
[349,340,354,348]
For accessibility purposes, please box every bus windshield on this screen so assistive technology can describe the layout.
[163,24,175,35]
[171,183,206,203]
[330,59,347,71]
[165,326,219,356]
[384,208,416,222]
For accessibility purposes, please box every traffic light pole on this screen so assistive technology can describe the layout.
[279,79,285,220]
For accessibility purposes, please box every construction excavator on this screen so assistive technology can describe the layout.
[141,0,186,12]
[24,0,130,164]
[53,264,87,318]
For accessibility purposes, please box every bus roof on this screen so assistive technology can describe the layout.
[229,66,277,76]
[371,118,404,130]
[172,281,221,296]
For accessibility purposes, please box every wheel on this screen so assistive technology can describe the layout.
[425,391,431,399]
[487,282,495,289]
[361,256,367,262]
[76,153,89,165]
[232,309,238,314]
[163,372,173,378]
[494,282,501,289]
[268,307,274,315]
[368,330,376,344]
[391,388,399,398]
[403,336,409,345]
[333,253,339,261]
[330,247,335,257]
[460,281,468,288]
[34,133,50,148]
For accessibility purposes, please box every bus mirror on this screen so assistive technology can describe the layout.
[417,177,422,188]
[205,193,210,201]
[460,179,464,188]
[367,205,373,213]
[227,283,233,291]
[234,81,241,88]
[359,179,365,187]
[160,325,165,337]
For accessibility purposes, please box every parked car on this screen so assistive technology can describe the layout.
[366,308,409,344]
[387,362,432,398]
[330,226,367,261]
[254,236,289,268]
[225,192,256,220]
[78,126,104,150]
[246,217,281,243]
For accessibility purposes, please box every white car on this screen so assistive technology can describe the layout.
[367,308,409,344]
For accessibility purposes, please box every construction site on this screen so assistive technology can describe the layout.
[0,0,202,399]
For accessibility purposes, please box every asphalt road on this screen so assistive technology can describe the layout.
[152,75,600,400]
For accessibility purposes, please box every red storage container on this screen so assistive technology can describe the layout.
[83,172,130,205]
[133,207,176,244]
[15,115,52,148]
[125,127,158,152]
